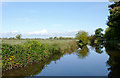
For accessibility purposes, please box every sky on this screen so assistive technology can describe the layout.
[2,0,109,2]
[2,2,110,38]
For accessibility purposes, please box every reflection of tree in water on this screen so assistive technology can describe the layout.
[76,46,89,59]
[94,41,104,54]
[95,44,103,54]
[105,47,120,78]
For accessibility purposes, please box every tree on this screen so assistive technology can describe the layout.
[9,37,15,39]
[105,1,120,41]
[95,28,103,38]
[54,36,58,40]
[49,37,53,40]
[95,28,104,43]
[16,34,21,39]
[59,36,63,40]
[105,1,120,49]
[75,31,88,45]
[89,35,96,45]
[105,27,118,40]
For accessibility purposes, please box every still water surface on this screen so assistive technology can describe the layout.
[35,46,109,76]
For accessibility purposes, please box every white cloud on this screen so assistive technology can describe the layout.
[27,29,48,35]
[1,30,20,38]
[3,30,20,35]
[1,29,95,38]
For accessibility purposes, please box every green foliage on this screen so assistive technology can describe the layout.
[95,28,103,38]
[54,36,58,40]
[107,2,120,29]
[105,27,118,40]
[75,31,89,45]
[2,40,78,71]
[105,46,120,78]
[9,37,16,39]
[76,46,89,58]
[79,43,83,46]
[49,37,53,40]
[59,37,63,40]
[105,2,120,49]
[53,37,74,40]
[88,35,96,45]
[95,44,104,54]
[2,40,51,70]
[16,34,22,39]
[94,28,104,44]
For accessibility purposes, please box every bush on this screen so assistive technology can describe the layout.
[2,40,78,71]
[2,40,53,70]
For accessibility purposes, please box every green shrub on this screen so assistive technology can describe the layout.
[2,40,78,70]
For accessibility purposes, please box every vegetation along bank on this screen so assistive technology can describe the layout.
[2,40,78,71]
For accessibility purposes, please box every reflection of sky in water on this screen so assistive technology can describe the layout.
[35,46,109,76]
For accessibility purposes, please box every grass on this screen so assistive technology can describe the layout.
[1,39,78,71]
[2,39,73,45]
[1,39,28,45]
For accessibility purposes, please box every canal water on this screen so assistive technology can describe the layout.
[2,45,120,77]
[36,46,109,76]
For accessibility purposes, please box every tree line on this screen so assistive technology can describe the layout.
[75,1,120,50]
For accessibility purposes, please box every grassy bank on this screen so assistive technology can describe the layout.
[2,39,78,71]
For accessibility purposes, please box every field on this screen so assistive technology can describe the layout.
[1,39,78,52]
[1,39,73,45]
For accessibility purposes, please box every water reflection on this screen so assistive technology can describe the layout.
[105,46,120,78]
[87,43,120,78]
[95,44,104,54]
[76,45,89,59]
[2,53,63,77]
[91,41,104,54]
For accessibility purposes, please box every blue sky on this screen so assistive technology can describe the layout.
[2,2,109,38]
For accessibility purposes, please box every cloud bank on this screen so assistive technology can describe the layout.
[1,29,94,38]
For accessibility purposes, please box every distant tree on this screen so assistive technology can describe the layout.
[94,28,104,43]
[54,36,58,40]
[89,35,96,45]
[75,31,88,45]
[9,37,15,39]
[16,34,21,39]
[59,37,63,40]
[49,37,53,40]
[95,28,103,38]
